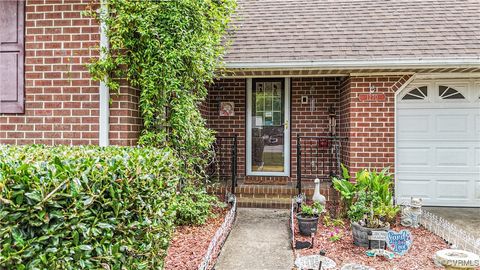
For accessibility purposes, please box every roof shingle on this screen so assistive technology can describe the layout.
[224,0,480,65]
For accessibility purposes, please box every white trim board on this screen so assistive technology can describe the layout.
[226,58,480,70]
[98,0,110,147]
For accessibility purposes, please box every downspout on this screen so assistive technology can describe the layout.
[99,0,109,146]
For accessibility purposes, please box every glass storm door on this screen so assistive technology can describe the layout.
[246,78,290,176]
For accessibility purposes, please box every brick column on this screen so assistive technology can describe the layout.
[343,75,412,174]
[109,84,142,146]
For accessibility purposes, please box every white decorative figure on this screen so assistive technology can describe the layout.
[400,197,422,228]
[312,178,326,205]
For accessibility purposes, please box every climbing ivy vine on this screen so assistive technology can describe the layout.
[87,0,236,174]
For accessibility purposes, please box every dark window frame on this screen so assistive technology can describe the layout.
[0,0,25,114]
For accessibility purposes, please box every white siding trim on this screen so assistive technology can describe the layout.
[226,58,480,70]
[99,0,110,147]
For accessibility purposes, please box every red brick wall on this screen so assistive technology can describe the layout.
[290,77,343,182]
[338,77,352,169]
[109,84,142,146]
[0,0,100,145]
[344,75,412,175]
[206,77,344,183]
[206,78,247,179]
[0,0,141,146]
[206,75,414,184]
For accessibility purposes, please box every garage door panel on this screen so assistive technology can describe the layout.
[435,114,469,135]
[397,114,430,133]
[434,173,476,205]
[475,115,480,135]
[396,112,431,139]
[397,147,430,167]
[435,147,470,167]
[475,148,480,167]
[436,180,470,199]
[476,181,480,200]
[396,177,433,203]
[396,79,480,207]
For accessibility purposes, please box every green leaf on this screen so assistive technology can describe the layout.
[25,190,42,203]
[83,197,93,206]
[12,229,24,247]
[73,231,79,245]
[97,223,115,229]
[78,245,93,251]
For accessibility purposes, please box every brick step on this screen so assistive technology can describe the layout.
[235,184,308,197]
[209,183,337,209]
[236,196,292,209]
[236,193,293,199]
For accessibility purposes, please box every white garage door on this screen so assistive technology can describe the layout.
[396,79,480,207]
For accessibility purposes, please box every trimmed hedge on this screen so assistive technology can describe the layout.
[0,145,180,269]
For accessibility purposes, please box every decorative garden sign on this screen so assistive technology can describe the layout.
[370,231,388,241]
[387,230,413,255]
[365,231,395,259]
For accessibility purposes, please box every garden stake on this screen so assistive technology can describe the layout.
[310,232,315,249]
[318,250,326,270]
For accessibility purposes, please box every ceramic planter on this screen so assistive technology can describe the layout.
[351,221,389,247]
[296,214,319,236]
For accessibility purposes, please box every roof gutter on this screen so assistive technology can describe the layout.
[224,58,480,70]
[99,0,110,147]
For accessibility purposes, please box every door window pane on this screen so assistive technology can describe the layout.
[251,79,285,172]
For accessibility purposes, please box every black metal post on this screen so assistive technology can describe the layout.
[335,138,342,177]
[230,135,237,194]
[296,134,302,195]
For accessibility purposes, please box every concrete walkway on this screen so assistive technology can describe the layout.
[425,207,480,239]
[215,208,293,270]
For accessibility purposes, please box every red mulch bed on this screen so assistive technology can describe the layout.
[294,216,452,270]
[164,207,228,270]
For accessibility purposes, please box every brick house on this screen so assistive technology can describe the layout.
[0,0,141,146]
[1,0,479,207]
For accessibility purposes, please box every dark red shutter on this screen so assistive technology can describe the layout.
[0,0,25,114]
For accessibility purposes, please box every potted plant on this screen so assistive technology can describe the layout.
[333,166,399,247]
[297,202,324,236]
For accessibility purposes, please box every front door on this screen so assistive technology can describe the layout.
[246,78,290,176]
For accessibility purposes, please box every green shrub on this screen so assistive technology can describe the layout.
[172,184,220,226]
[0,145,180,269]
[332,165,399,228]
[299,202,324,217]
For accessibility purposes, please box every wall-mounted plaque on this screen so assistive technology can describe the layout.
[219,102,235,117]
[358,93,386,102]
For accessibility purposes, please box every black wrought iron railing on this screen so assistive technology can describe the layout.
[296,135,347,194]
[206,135,238,194]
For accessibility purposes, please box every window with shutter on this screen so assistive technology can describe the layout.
[0,0,25,114]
